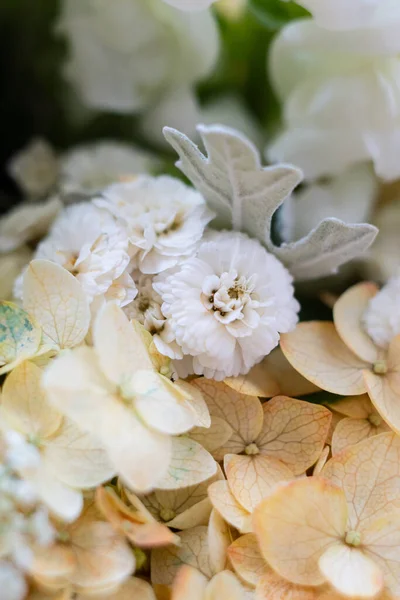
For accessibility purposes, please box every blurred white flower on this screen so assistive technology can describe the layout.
[363,273,400,349]
[280,164,378,243]
[57,0,219,113]
[163,0,216,10]
[296,0,400,30]
[7,139,59,199]
[95,176,214,274]
[154,231,299,380]
[0,562,26,600]
[31,202,134,304]
[366,201,400,282]
[59,141,157,197]
[267,18,400,180]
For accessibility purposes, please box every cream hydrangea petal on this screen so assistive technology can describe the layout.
[362,513,400,597]
[2,361,62,439]
[0,302,41,374]
[256,567,322,600]
[206,571,247,600]
[333,283,380,364]
[281,322,368,395]
[157,436,216,490]
[318,544,384,598]
[225,454,293,513]
[23,260,90,350]
[192,379,263,455]
[330,394,377,419]
[76,577,157,600]
[253,478,348,586]
[167,498,213,530]
[31,543,76,579]
[363,335,400,434]
[151,526,213,587]
[228,533,266,587]
[322,433,400,530]
[255,396,331,475]
[175,379,212,428]
[208,508,231,574]
[190,416,233,455]
[43,418,115,488]
[313,446,330,476]
[225,347,319,398]
[331,416,389,456]
[171,565,208,600]
[208,481,252,533]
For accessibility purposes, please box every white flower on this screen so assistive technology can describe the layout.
[162,0,216,11]
[267,17,400,180]
[363,273,400,349]
[59,141,157,196]
[30,202,135,304]
[95,176,214,274]
[296,0,400,30]
[7,138,59,199]
[57,0,219,113]
[154,231,299,380]
[0,562,26,600]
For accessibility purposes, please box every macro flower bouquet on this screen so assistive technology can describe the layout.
[1,0,400,599]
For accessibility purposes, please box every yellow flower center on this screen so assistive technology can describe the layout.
[245,443,260,456]
[368,414,382,427]
[345,530,361,547]
[159,507,176,522]
[373,360,388,375]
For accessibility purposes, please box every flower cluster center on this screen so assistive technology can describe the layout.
[345,530,361,547]
[201,270,257,324]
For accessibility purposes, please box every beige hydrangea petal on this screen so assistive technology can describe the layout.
[255,568,325,600]
[176,380,212,429]
[330,394,376,419]
[23,260,90,350]
[255,397,331,475]
[69,520,134,591]
[318,544,384,598]
[363,335,400,434]
[322,433,400,530]
[333,283,380,364]
[32,544,76,579]
[225,454,293,513]
[93,304,153,387]
[252,478,348,586]
[281,322,368,395]
[313,447,330,476]
[151,526,213,587]
[225,347,319,398]
[77,577,157,600]
[0,301,41,374]
[208,508,232,575]
[206,571,247,599]
[228,533,266,587]
[166,498,213,530]
[2,360,62,439]
[43,418,115,488]
[192,379,264,456]
[157,436,217,490]
[171,565,208,600]
[190,416,233,455]
[362,513,400,597]
[332,416,390,456]
[208,481,252,533]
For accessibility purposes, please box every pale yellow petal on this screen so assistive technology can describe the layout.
[252,478,348,586]
[157,436,216,490]
[333,283,380,363]
[331,417,389,456]
[255,396,331,475]
[319,544,383,598]
[43,418,115,488]
[93,303,153,387]
[225,347,319,398]
[23,259,90,349]
[0,301,41,373]
[208,508,232,575]
[322,432,400,530]
[208,481,252,533]
[281,322,368,395]
[225,454,293,513]
[192,379,263,456]
[175,380,211,428]
[255,568,323,600]
[206,571,246,600]
[313,446,330,476]
[151,526,213,587]
[171,565,208,600]
[228,533,266,587]
[2,360,62,439]
[362,513,400,597]
[190,416,233,455]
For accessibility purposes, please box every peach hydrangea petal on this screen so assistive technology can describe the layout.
[318,544,384,598]
[256,566,323,600]
[0,301,41,374]
[330,395,378,419]
[208,481,252,533]
[1,360,62,439]
[157,436,217,490]
[190,416,233,455]
[192,379,264,455]
[322,433,400,530]
[206,570,247,599]
[331,415,389,456]
[228,533,266,587]
[255,396,331,475]
[252,478,348,586]
[77,577,157,600]
[208,508,232,575]
[281,322,368,395]
[333,283,380,364]
[362,513,400,597]
[151,526,213,587]
[225,347,319,398]
[225,453,293,513]
[363,335,400,434]
[171,565,208,600]
[313,446,330,475]
[23,259,90,350]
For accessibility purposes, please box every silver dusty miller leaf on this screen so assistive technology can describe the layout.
[164,124,378,281]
